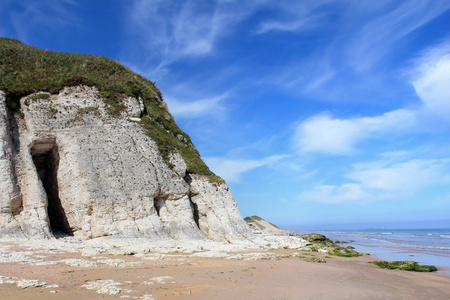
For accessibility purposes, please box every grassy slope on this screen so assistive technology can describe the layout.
[244,216,266,230]
[244,215,284,231]
[0,38,215,176]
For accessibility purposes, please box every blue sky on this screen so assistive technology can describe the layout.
[2,0,450,229]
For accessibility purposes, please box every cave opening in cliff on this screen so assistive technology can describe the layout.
[154,197,166,217]
[190,199,200,228]
[30,139,72,236]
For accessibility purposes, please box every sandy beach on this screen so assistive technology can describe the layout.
[0,239,449,300]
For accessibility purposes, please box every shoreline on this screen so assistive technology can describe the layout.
[309,230,450,275]
[352,243,450,276]
[1,238,450,299]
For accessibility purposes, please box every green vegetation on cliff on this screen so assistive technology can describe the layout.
[244,216,266,230]
[0,38,214,176]
[0,38,160,112]
[244,215,284,231]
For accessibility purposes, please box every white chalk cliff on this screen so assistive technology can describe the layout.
[0,86,253,242]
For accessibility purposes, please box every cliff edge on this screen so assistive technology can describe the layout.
[0,38,252,242]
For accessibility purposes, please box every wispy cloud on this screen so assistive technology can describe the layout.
[128,1,212,65]
[298,157,450,203]
[255,12,328,34]
[0,1,11,36]
[253,1,450,97]
[254,0,330,34]
[297,184,369,204]
[128,0,259,65]
[348,0,450,72]
[205,154,290,183]
[7,0,80,43]
[267,53,337,94]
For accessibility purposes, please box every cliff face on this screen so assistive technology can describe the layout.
[0,86,252,242]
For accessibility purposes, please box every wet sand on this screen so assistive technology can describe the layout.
[0,241,449,299]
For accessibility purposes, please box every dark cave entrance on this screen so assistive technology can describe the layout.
[185,173,200,229]
[190,199,200,228]
[154,197,166,217]
[30,139,72,236]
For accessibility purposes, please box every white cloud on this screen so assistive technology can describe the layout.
[292,109,416,155]
[298,157,450,203]
[293,113,363,156]
[165,94,227,119]
[292,37,450,156]
[349,159,450,194]
[297,184,369,204]
[412,43,450,121]
[293,37,450,207]
[205,155,290,183]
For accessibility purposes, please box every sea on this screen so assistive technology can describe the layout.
[297,228,450,274]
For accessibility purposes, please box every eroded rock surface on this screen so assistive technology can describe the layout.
[0,86,253,242]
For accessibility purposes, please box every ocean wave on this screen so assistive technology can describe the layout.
[344,234,450,250]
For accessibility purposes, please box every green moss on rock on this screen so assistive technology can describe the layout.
[371,260,437,272]
[299,233,327,242]
[303,257,327,263]
[290,253,326,263]
[29,93,50,101]
[300,233,362,257]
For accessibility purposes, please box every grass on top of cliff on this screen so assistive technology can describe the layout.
[0,38,161,113]
[0,38,215,177]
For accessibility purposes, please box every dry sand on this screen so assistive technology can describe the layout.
[0,240,449,300]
